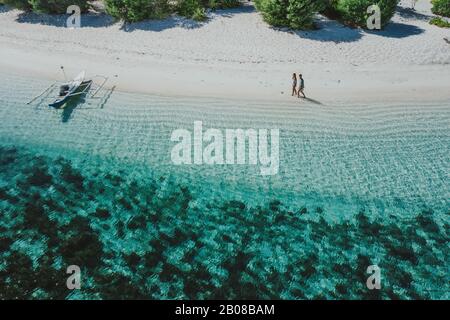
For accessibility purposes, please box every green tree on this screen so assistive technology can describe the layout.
[29,0,90,13]
[333,0,399,28]
[254,0,288,27]
[287,0,327,29]
[178,0,203,18]
[431,0,450,17]
[3,0,89,13]
[105,0,171,22]
[3,0,31,10]
[255,0,326,29]
[208,0,241,9]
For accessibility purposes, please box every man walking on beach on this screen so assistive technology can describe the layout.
[298,74,306,98]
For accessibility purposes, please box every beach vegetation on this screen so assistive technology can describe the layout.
[327,0,399,28]
[321,0,340,19]
[3,0,90,13]
[105,0,240,22]
[192,6,207,21]
[3,0,31,10]
[431,0,450,17]
[430,16,450,27]
[186,0,243,20]
[177,0,207,21]
[28,0,90,13]
[254,0,327,29]
[206,0,241,9]
[104,0,171,22]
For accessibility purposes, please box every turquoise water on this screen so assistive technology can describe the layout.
[0,72,448,299]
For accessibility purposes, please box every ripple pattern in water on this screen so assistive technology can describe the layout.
[0,72,449,299]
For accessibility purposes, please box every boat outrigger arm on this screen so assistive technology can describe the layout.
[90,75,109,98]
[26,71,112,109]
[27,83,58,106]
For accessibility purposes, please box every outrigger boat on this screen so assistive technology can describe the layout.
[27,68,113,109]
[49,71,92,108]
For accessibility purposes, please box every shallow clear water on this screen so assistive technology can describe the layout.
[0,72,448,299]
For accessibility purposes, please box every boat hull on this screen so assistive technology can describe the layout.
[49,80,92,109]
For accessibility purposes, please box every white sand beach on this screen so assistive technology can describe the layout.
[0,0,449,104]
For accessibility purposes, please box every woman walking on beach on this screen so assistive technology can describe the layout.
[292,73,298,96]
[298,74,306,98]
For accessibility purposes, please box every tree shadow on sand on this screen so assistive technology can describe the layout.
[15,11,116,28]
[292,18,363,43]
[286,16,424,42]
[60,85,114,122]
[121,5,254,32]
[0,5,13,13]
[60,96,87,123]
[367,22,424,38]
[396,6,433,22]
[121,15,204,32]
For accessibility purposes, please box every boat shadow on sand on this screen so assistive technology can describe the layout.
[60,96,87,123]
[60,86,114,123]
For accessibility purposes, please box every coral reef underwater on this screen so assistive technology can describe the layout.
[0,145,448,299]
